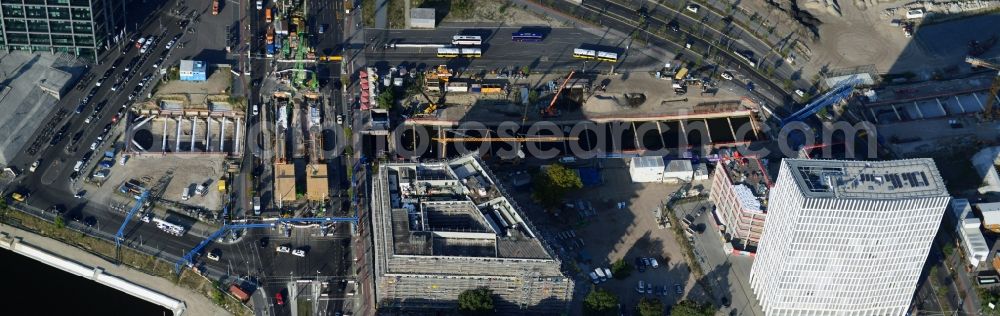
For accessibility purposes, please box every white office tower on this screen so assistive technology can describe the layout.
[750,159,950,316]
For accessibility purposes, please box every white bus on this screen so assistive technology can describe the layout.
[573,48,596,59]
[734,50,757,67]
[451,35,482,46]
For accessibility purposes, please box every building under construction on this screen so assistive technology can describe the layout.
[370,155,572,313]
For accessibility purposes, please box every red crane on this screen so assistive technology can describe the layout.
[542,71,576,117]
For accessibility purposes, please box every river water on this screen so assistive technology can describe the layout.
[0,248,170,315]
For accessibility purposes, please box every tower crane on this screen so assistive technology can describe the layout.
[540,71,576,118]
[965,57,1000,120]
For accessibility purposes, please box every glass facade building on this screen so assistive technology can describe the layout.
[750,159,950,315]
[0,0,125,61]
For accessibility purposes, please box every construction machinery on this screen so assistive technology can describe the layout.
[433,135,580,143]
[541,71,576,118]
[966,57,1000,120]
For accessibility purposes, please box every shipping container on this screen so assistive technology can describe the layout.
[229,285,250,302]
[446,82,469,92]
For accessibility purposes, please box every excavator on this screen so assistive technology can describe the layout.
[966,57,1000,121]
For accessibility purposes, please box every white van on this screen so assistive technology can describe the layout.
[73,160,84,172]
[181,187,190,200]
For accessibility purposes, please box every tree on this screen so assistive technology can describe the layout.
[528,89,540,105]
[611,258,631,279]
[670,300,715,316]
[584,286,618,315]
[458,287,494,315]
[637,297,664,316]
[532,164,583,210]
[376,89,395,110]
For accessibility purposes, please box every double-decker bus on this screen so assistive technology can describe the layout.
[511,32,543,42]
[451,35,482,46]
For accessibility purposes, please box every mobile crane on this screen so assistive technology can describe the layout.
[540,71,576,118]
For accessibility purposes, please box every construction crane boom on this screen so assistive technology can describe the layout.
[542,71,576,117]
[965,56,1000,120]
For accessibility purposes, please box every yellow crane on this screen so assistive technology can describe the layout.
[966,57,1000,120]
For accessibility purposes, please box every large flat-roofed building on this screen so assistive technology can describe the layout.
[709,155,771,249]
[750,159,950,315]
[0,0,126,62]
[371,155,572,313]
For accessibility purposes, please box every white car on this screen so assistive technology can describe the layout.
[206,250,220,261]
[256,0,263,9]
[336,115,344,125]
[292,249,306,257]
[686,4,699,13]
[90,141,99,150]
[253,104,259,116]
[276,246,291,253]
[29,160,40,172]
[795,89,806,97]
[720,71,733,80]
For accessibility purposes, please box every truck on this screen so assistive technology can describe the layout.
[594,268,607,282]
[266,26,274,44]
[212,0,219,15]
[266,43,275,57]
[345,0,351,13]
[229,285,250,302]
[265,8,272,23]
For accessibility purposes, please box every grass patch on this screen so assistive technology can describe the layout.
[1,208,250,315]
[297,298,313,316]
[362,0,375,27]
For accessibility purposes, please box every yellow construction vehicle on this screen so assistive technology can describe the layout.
[966,57,1000,120]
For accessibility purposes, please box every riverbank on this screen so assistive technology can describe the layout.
[0,223,231,316]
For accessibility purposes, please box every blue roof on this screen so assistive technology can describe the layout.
[576,167,602,187]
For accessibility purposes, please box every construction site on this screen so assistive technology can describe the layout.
[851,57,1000,156]
[270,91,329,210]
[363,65,768,160]
[370,155,572,313]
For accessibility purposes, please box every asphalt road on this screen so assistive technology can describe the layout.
[365,26,664,73]
[576,0,793,104]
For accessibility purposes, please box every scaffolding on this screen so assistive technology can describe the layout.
[370,155,573,313]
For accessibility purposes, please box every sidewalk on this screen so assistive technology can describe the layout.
[0,223,231,316]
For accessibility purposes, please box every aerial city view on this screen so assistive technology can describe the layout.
[1,0,999,315]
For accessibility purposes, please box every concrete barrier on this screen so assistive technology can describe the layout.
[0,234,187,315]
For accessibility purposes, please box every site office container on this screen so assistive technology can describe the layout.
[229,285,250,302]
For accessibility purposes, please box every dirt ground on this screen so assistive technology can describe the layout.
[431,0,568,27]
[151,69,233,108]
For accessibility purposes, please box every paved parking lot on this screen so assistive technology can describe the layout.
[493,159,703,313]
[672,198,764,316]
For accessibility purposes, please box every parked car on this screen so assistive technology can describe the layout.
[720,71,733,80]
[207,249,221,261]
[275,291,285,305]
[292,249,307,257]
[276,245,291,253]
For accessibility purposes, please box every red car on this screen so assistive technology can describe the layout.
[275,291,284,306]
